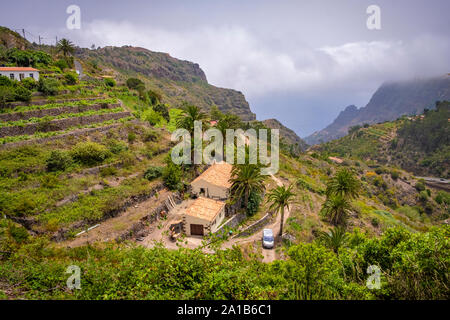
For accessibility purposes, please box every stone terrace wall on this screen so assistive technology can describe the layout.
[0,111,131,137]
[3,97,103,109]
[0,103,121,122]
[235,212,273,238]
[214,212,246,237]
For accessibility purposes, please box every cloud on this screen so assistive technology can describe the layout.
[70,20,450,101]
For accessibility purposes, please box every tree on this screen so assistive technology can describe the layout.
[326,168,360,200]
[126,78,144,90]
[267,184,295,236]
[162,162,182,190]
[320,194,352,226]
[176,104,207,135]
[317,226,348,254]
[229,164,265,209]
[56,38,75,57]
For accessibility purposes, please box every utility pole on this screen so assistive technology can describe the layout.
[56,36,58,45]
[22,29,26,40]
[38,35,41,46]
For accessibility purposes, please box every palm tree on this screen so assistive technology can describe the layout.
[229,164,265,209]
[320,194,352,226]
[56,38,75,57]
[326,168,361,200]
[267,184,295,237]
[318,226,348,254]
[176,104,207,135]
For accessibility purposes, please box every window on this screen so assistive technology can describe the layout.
[9,73,14,80]
[19,73,24,80]
[29,73,34,79]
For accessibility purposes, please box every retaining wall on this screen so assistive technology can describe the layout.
[235,212,273,238]
[0,103,121,122]
[0,111,131,138]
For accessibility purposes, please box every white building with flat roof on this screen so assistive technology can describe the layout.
[0,67,39,81]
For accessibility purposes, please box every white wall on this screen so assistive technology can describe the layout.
[0,71,40,81]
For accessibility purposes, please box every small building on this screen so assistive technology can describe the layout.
[191,162,233,200]
[183,197,226,236]
[0,67,40,81]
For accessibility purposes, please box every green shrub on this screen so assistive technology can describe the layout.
[64,72,78,85]
[100,166,118,177]
[142,129,159,142]
[418,191,428,202]
[38,78,60,96]
[0,85,15,105]
[147,89,162,105]
[127,132,136,143]
[46,150,72,172]
[104,78,116,87]
[14,85,32,102]
[54,59,69,71]
[152,103,170,121]
[435,191,450,205]
[247,191,262,216]
[0,75,14,86]
[126,77,144,90]
[390,171,399,180]
[107,139,128,154]
[20,77,37,90]
[415,181,426,192]
[162,162,182,190]
[40,174,60,189]
[144,166,163,181]
[8,224,29,243]
[70,142,110,165]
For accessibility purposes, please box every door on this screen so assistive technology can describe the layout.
[190,224,204,236]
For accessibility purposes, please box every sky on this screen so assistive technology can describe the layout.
[1,0,449,137]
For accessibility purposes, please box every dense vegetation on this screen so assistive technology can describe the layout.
[0,220,448,299]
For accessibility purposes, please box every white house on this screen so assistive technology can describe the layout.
[0,67,40,81]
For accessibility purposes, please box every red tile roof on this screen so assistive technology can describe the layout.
[0,67,39,71]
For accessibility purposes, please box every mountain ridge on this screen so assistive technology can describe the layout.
[305,75,450,145]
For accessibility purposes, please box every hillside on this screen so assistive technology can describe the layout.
[0,26,449,301]
[305,75,450,145]
[262,118,308,155]
[75,46,256,121]
[318,101,450,178]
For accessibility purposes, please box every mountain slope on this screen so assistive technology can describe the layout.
[262,118,308,154]
[305,75,450,145]
[318,101,450,178]
[75,46,256,121]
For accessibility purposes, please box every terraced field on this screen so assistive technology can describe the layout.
[0,98,133,144]
[0,95,174,241]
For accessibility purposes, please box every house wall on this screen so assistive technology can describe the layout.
[191,179,229,200]
[0,71,40,81]
[183,206,226,236]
